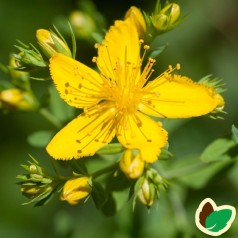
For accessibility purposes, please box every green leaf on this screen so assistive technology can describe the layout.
[106,169,132,191]
[91,182,108,209]
[101,193,117,216]
[205,209,233,232]
[172,157,232,189]
[27,130,54,147]
[201,138,235,162]
[149,44,168,59]
[232,125,238,144]
[96,143,124,155]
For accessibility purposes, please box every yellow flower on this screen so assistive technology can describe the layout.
[61,177,92,205]
[46,18,222,162]
[119,149,144,179]
[124,6,146,37]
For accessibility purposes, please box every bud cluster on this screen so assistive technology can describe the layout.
[150,2,181,33]
[17,157,56,206]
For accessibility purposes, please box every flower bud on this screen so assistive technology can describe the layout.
[61,176,92,205]
[21,184,53,199]
[36,29,72,58]
[125,6,146,37]
[215,94,225,110]
[119,150,144,179]
[14,49,47,69]
[0,88,38,111]
[69,11,96,40]
[152,3,181,33]
[137,178,155,207]
[8,56,29,87]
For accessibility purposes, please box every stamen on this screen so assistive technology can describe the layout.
[139,58,156,87]
[94,43,100,49]
[143,45,150,50]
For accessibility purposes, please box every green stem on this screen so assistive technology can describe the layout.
[91,163,118,179]
[39,108,62,129]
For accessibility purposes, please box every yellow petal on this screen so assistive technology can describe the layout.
[139,75,221,118]
[97,19,140,83]
[46,102,117,159]
[50,53,104,108]
[116,111,168,163]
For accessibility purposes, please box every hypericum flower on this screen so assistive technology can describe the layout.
[61,177,92,205]
[46,18,223,162]
[125,6,146,37]
[119,149,144,179]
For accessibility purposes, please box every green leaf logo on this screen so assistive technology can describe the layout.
[195,198,236,236]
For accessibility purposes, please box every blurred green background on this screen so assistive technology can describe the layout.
[0,0,238,237]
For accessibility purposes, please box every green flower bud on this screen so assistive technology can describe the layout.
[36,29,72,58]
[21,184,53,199]
[151,2,181,33]
[14,49,47,69]
[8,55,30,90]
[137,178,155,207]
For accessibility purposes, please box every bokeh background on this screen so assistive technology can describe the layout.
[0,0,238,237]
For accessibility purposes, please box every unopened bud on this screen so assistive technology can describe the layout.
[119,150,144,179]
[0,88,38,111]
[61,177,92,205]
[125,6,146,37]
[69,11,96,40]
[21,184,53,199]
[137,178,155,207]
[152,3,181,33]
[36,29,72,58]
[8,56,29,88]
[216,94,225,110]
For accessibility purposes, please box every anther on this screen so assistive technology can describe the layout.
[176,63,181,70]
[92,57,97,63]
[168,65,173,71]
[144,45,150,50]
[139,39,144,44]
[94,43,100,49]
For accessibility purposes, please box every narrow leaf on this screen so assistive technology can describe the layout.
[201,138,235,162]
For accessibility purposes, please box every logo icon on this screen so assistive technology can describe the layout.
[195,198,236,236]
